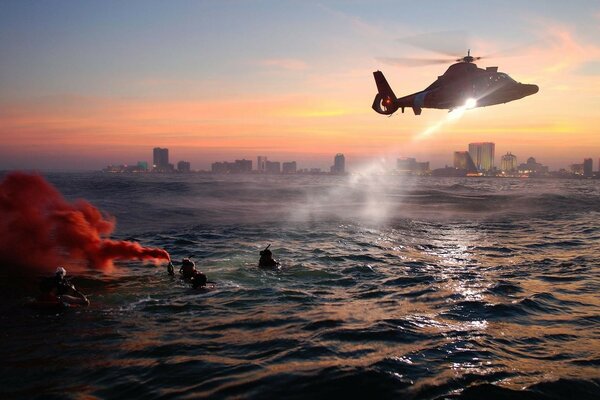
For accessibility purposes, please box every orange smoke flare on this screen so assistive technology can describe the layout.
[0,172,170,274]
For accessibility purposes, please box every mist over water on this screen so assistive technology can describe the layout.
[2,172,600,399]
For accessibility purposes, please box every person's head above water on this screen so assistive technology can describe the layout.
[259,244,272,258]
[191,272,207,289]
[55,266,66,278]
[181,258,195,268]
[260,249,272,257]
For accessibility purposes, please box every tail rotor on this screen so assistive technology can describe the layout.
[372,71,399,115]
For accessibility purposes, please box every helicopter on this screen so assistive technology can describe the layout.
[372,50,539,116]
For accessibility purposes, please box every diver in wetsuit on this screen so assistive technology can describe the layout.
[258,245,279,269]
[178,258,210,289]
[38,267,89,306]
[191,272,208,289]
[179,258,197,280]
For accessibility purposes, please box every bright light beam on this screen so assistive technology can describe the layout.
[412,98,476,141]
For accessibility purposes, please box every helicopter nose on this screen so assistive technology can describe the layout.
[524,84,539,96]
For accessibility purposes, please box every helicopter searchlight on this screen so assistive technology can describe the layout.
[465,98,477,109]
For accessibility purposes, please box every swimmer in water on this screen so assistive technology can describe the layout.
[191,272,208,289]
[179,258,197,280]
[177,257,213,289]
[258,244,279,269]
[38,267,89,306]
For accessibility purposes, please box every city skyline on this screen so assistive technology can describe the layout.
[102,145,597,176]
[1,2,599,171]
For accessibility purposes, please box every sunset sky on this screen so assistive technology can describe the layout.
[1,0,599,171]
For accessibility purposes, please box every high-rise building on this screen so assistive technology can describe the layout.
[234,159,252,173]
[153,147,169,171]
[177,161,191,173]
[137,161,148,171]
[257,156,267,172]
[282,161,297,174]
[331,153,345,174]
[583,158,593,177]
[501,152,517,172]
[265,161,281,174]
[468,142,495,172]
[453,151,477,172]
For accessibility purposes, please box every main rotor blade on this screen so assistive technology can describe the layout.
[482,39,546,59]
[397,30,469,57]
[377,57,453,67]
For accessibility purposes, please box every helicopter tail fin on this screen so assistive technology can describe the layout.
[372,71,399,115]
[373,71,396,100]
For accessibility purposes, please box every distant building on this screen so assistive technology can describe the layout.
[518,157,549,175]
[583,158,593,177]
[257,156,267,172]
[570,163,584,175]
[415,162,429,173]
[453,151,478,173]
[397,157,416,172]
[331,153,345,174]
[298,168,323,174]
[153,147,169,171]
[265,161,281,174]
[432,166,467,177]
[501,152,517,173]
[397,157,429,174]
[282,161,297,174]
[137,161,148,171]
[211,161,230,173]
[103,164,147,173]
[235,159,252,173]
[211,159,252,173]
[468,142,495,172]
[177,161,191,173]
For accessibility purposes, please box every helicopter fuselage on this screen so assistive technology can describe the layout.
[372,62,538,116]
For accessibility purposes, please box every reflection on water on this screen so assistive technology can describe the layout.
[1,173,600,399]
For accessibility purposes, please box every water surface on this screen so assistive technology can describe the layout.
[2,173,599,399]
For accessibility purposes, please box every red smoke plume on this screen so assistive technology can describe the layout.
[0,172,170,274]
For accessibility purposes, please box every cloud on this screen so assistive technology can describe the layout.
[526,20,600,74]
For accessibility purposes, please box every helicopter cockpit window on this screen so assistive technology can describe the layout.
[496,73,516,83]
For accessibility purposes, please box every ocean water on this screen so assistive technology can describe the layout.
[1,172,600,399]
